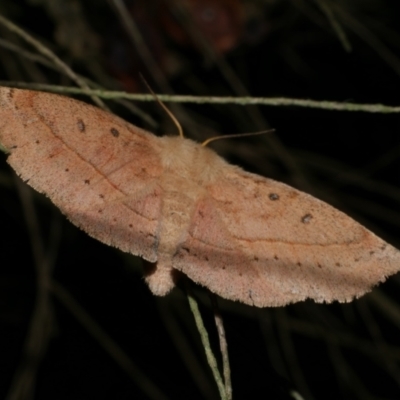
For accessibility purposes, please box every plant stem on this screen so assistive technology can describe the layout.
[211,295,232,400]
[186,289,227,400]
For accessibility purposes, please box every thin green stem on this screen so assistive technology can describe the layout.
[313,0,352,52]
[2,82,400,114]
[211,295,232,400]
[186,289,227,400]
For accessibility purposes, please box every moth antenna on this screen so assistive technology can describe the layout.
[140,74,184,139]
[201,129,275,147]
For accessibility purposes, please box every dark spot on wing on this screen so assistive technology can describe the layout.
[335,262,341,267]
[35,140,40,144]
[274,255,279,260]
[317,263,322,268]
[129,224,133,228]
[65,168,69,172]
[110,127,120,137]
[269,193,279,201]
[77,119,85,132]
[84,179,90,185]
[8,89,15,99]
[297,262,302,266]
[370,251,375,255]
[222,266,226,270]
[380,244,387,251]
[99,194,104,199]
[98,209,103,213]
[354,257,360,262]
[199,210,204,218]
[301,213,313,224]
[204,256,209,261]
[254,256,259,261]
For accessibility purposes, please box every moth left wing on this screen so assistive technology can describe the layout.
[173,167,400,307]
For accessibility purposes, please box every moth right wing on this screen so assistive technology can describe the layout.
[173,166,400,307]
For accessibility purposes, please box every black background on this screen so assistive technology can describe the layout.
[1,1,400,399]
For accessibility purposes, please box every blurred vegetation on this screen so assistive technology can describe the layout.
[0,1,400,399]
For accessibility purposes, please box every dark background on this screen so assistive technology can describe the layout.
[1,1,400,399]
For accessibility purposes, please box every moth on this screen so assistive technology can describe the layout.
[1,87,399,307]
